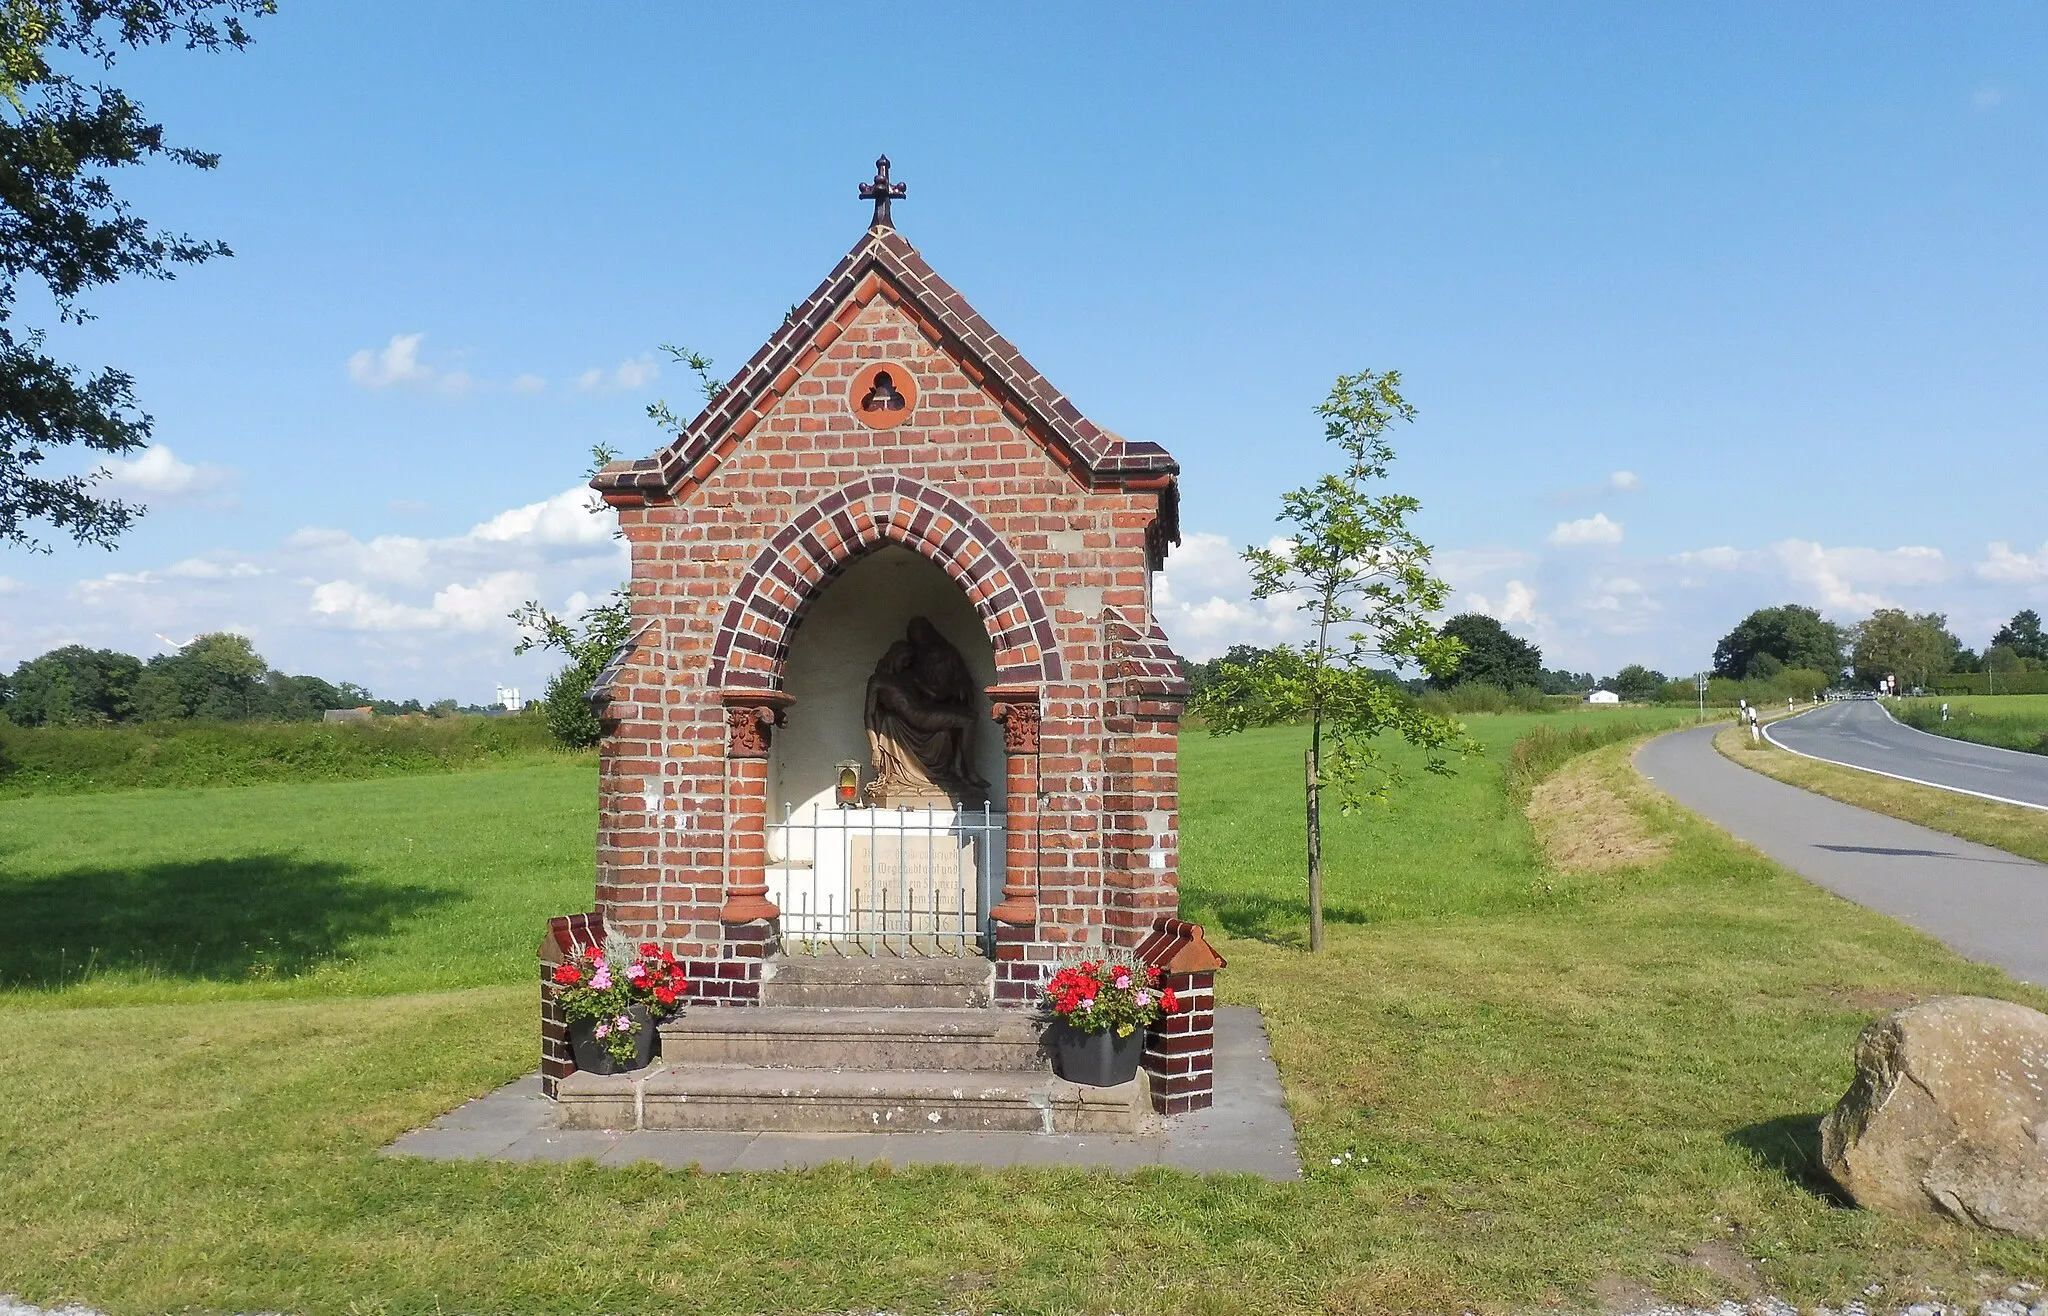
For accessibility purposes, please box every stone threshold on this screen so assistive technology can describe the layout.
[383,1005,1299,1179]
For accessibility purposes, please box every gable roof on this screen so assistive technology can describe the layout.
[591,225,1177,501]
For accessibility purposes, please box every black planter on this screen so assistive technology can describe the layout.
[1051,1019,1145,1087]
[568,1004,657,1075]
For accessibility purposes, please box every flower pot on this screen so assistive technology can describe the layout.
[567,1004,657,1075]
[1051,1019,1145,1087]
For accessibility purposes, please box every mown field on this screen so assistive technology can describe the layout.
[1895,693,2048,756]
[3,708,2046,1315]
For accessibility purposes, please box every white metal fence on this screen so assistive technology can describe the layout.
[767,802,1001,957]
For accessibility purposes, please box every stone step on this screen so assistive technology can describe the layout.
[759,954,993,1008]
[557,1063,1146,1134]
[660,1007,1047,1071]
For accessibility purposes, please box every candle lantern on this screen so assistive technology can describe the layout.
[835,761,862,808]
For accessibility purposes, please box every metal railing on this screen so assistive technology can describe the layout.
[767,801,1001,957]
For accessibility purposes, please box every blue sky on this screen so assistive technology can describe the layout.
[2,4,2043,700]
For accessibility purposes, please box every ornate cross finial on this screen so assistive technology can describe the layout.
[860,154,906,230]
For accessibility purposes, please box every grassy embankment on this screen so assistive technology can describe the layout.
[4,707,2046,1313]
[0,713,581,797]
[1894,694,2048,756]
[1714,718,2048,867]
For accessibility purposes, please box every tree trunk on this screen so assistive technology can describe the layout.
[1304,745,1325,953]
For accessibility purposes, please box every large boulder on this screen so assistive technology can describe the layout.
[1820,995,2048,1238]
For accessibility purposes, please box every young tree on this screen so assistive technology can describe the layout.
[0,1,271,550]
[1191,369,1472,953]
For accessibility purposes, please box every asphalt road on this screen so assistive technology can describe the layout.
[1636,725,2048,986]
[1764,698,2048,809]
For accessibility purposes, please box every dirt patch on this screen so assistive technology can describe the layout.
[1818,986,1928,1015]
[1682,1239,1764,1296]
[1528,751,1671,874]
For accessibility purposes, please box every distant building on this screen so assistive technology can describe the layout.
[323,707,373,723]
[1584,689,1622,705]
[495,684,524,712]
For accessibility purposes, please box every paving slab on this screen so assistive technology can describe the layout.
[599,1130,754,1172]
[384,1005,1298,1178]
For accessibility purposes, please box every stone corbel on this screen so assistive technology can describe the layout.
[721,690,793,758]
[988,691,1042,755]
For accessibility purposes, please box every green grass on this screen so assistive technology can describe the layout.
[0,762,598,1001]
[3,709,2046,1314]
[0,713,580,797]
[1895,694,2048,755]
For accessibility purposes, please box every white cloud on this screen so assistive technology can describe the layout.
[468,487,616,548]
[309,570,538,634]
[347,333,476,396]
[1152,531,1306,660]
[0,576,19,596]
[510,374,547,394]
[2,483,629,702]
[576,352,661,395]
[1464,580,1539,624]
[1972,85,2007,110]
[348,333,432,388]
[1549,513,1624,546]
[94,444,238,509]
[1977,541,2048,586]
[1769,539,1948,612]
[1549,469,1644,505]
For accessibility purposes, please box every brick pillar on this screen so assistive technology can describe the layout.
[987,687,1041,930]
[1146,969,1216,1113]
[1135,916,1226,1114]
[718,692,791,926]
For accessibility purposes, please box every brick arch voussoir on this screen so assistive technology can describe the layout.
[706,478,1062,692]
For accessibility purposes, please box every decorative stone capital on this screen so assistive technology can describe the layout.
[720,690,794,758]
[986,686,1041,756]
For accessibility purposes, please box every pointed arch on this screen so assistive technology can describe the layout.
[706,476,1063,691]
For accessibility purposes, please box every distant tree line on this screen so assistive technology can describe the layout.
[0,634,491,728]
[1179,605,2048,711]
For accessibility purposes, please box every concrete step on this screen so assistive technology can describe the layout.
[659,1007,1047,1071]
[759,954,993,1008]
[557,1063,1146,1134]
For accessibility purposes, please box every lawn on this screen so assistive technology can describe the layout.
[1895,693,2048,756]
[4,708,2046,1314]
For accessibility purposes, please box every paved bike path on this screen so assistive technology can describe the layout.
[1765,698,2048,809]
[1636,725,2048,986]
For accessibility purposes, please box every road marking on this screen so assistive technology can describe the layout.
[1763,708,2048,812]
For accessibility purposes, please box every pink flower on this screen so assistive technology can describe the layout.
[1134,991,1151,1008]
[614,1014,631,1029]
[1113,974,1132,990]
[594,1023,610,1038]
[591,964,612,990]
[625,964,647,981]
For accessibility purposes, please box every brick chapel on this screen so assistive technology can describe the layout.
[546,159,1222,1117]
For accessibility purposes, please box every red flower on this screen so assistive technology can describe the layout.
[551,963,583,985]
[638,942,660,958]
[658,946,677,964]
[654,983,678,1006]
[1161,989,1178,1013]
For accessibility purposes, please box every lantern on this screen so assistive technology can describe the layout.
[835,761,861,808]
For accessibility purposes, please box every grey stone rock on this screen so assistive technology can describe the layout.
[1820,996,2048,1239]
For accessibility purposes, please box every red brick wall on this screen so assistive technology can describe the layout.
[594,282,1182,982]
